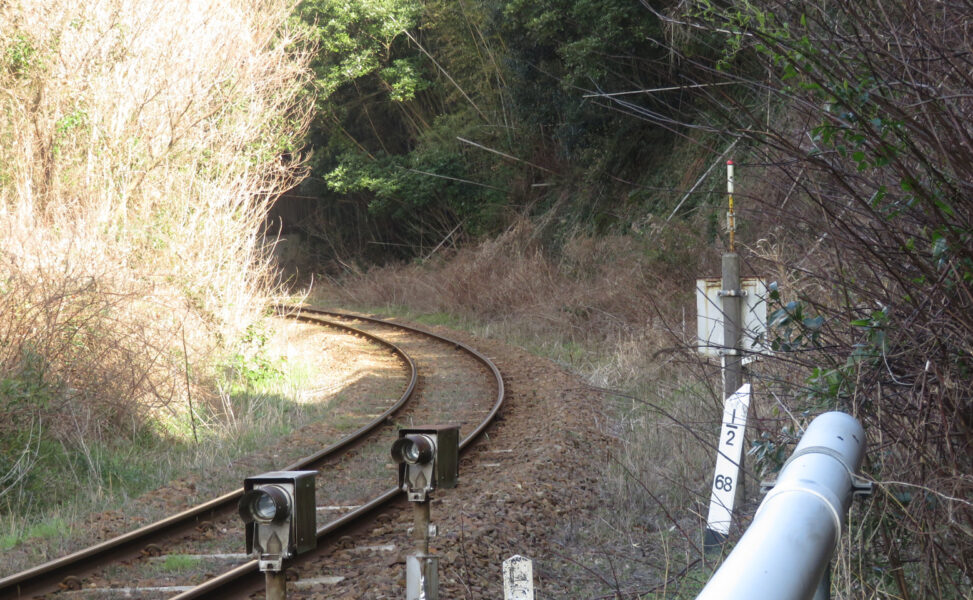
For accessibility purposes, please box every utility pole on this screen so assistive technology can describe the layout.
[703,160,748,553]
[722,160,744,399]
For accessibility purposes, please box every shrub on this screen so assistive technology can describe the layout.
[0,0,312,510]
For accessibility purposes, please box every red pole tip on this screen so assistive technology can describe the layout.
[727,160,734,165]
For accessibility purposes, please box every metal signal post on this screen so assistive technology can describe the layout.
[721,160,744,398]
[391,425,459,600]
[703,160,748,552]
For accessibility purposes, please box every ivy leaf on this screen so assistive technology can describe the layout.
[803,315,824,330]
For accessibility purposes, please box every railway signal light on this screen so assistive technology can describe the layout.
[391,425,459,502]
[238,470,317,571]
[392,426,459,600]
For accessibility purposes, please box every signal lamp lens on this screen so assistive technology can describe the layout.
[391,434,435,465]
[239,485,290,524]
[254,493,278,521]
[404,442,422,463]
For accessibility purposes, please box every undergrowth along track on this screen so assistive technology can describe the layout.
[0,307,503,599]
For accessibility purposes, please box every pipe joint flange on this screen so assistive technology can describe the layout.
[781,445,859,480]
[762,479,844,536]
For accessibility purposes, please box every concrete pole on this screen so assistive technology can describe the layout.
[704,161,746,555]
[503,555,535,599]
[696,412,868,600]
[265,570,286,600]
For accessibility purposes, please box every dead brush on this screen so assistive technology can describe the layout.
[326,217,711,365]
[0,0,312,520]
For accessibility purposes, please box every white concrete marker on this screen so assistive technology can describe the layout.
[503,555,534,600]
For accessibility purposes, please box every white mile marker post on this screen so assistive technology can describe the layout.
[503,555,535,600]
[703,383,751,550]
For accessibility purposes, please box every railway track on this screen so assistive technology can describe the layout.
[0,307,504,599]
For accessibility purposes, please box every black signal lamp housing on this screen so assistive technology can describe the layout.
[391,425,459,501]
[238,470,317,571]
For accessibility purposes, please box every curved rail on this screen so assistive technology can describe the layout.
[0,314,418,600]
[303,308,506,450]
[170,307,506,599]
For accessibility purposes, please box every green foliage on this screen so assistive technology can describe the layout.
[3,34,39,77]
[299,0,423,97]
[499,0,674,158]
[502,0,662,87]
[223,323,284,389]
[748,427,794,479]
[53,105,90,155]
[325,137,507,231]
[381,58,430,102]
[766,284,825,353]
[766,282,894,413]
[299,0,505,256]
[0,418,171,520]
[0,517,67,550]
[0,349,57,481]
[410,311,467,329]
[293,0,721,261]
[0,349,56,410]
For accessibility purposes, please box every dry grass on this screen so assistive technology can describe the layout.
[318,218,715,384]
[0,0,312,516]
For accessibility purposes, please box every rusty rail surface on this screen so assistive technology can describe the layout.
[168,307,506,599]
[0,311,418,600]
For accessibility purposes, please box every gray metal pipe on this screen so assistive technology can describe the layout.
[696,412,868,600]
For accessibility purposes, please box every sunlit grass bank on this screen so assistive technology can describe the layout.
[0,0,311,535]
[0,344,323,564]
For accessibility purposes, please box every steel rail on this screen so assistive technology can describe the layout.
[169,307,506,599]
[298,308,506,449]
[0,315,418,600]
